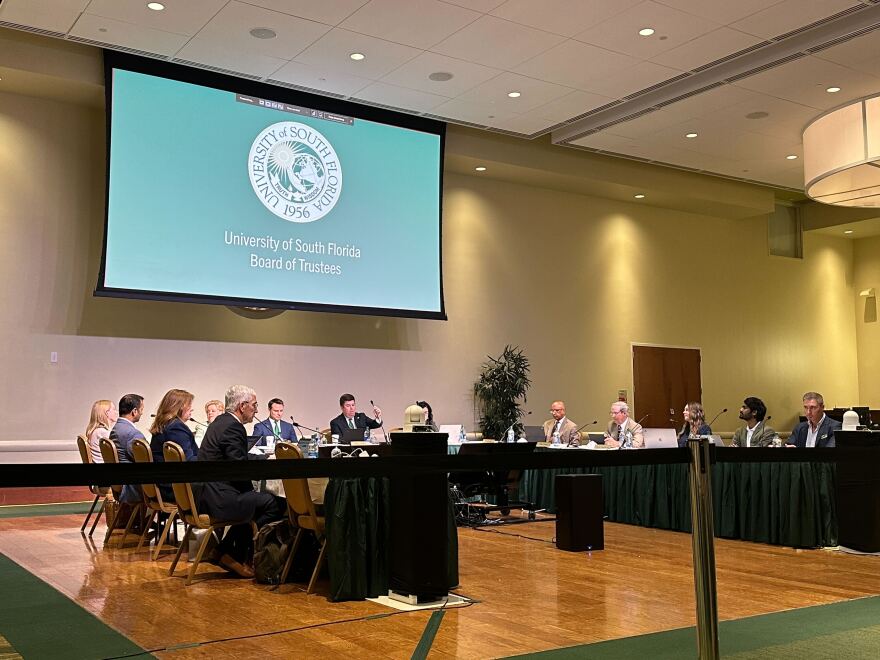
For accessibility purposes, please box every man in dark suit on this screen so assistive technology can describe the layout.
[330,393,382,441]
[198,385,285,578]
[111,393,146,504]
[252,397,297,445]
[787,391,840,448]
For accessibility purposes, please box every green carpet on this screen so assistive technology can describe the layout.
[0,502,93,519]
[0,554,151,659]
[508,596,880,659]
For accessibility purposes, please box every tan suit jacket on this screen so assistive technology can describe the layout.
[543,417,580,446]
[605,418,645,448]
[731,423,777,447]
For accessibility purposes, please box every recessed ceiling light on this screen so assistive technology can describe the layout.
[350,52,365,61]
[745,111,769,120]
[475,166,487,172]
[826,86,841,93]
[685,132,698,138]
[249,27,276,39]
[844,230,854,234]
[634,194,646,199]
[146,2,165,10]
[428,71,453,81]
[507,91,521,98]
[786,154,798,160]
[638,28,655,36]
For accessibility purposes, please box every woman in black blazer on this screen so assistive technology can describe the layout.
[677,402,712,447]
[149,388,199,462]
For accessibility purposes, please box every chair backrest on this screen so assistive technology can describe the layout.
[132,437,164,508]
[275,441,320,522]
[76,435,91,465]
[98,437,124,499]
[162,441,200,524]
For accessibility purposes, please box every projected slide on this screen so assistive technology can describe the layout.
[101,64,444,318]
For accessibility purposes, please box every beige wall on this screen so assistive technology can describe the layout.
[854,235,880,407]
[0,67,865,453]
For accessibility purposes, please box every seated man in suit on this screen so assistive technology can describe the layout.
[330,393,382,440]
[111,393,146,504]
[731,396,777,447]
[786,391,840,448]
[543,401,580,446]
[252,398,297,446]
[603,401,645,449]
[198,385,285,578]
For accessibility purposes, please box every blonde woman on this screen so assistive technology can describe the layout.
[86,399,118,463]
[149,389,197,462]
[677,402,712,448]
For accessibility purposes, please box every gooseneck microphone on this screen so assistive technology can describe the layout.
[575,419,599,433]
[189,418,208,429]
[290,416,322,436]
[707,408,728,428]
[502,410,533,441]
[636,413,650,426]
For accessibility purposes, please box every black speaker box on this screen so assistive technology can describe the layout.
[555,474,604,552]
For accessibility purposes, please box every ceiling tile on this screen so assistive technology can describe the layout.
[532,89,616,124]
[569,131,642,151]
[574,1,720,60]
[732,55,880,111]
[579,61,684,99]
[352,81,450,112]
[490,0,641,39]
[294,28,420,79]
[811,31,880,79]
[380,51,501,96]
[190,1,330,61]
[70,12,188,56]
[243,0,369,26]
[650,27,764,71]
[174,40,287,78]
[84,0,226,36]
[710,92,819,140]
[489,112,555,135]
[443,0,507,12]
[270,60,372,96]
[339,0,480,49]
[657,84,763,120]
[652,0,785,25]
[430,15,565,70]
[0,0,88,33]
[430,96,520,126]
[514,40,637,91]
[601,107,697,139]
[730,0,861,39]
[455,72,573,113]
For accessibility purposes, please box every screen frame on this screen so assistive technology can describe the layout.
[97,51,447,321]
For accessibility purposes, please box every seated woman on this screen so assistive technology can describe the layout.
[150,389,199,462]
[193,398,224,447]
[677,402,712,448]
[85,399,118,463]
[416,400,439,432]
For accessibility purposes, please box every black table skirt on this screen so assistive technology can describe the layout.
[518,461,838,549]
[324,477,459,601]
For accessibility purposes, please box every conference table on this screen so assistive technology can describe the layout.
[516,447,838,549]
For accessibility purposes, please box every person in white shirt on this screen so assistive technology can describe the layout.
[786,392,841,448]
[604,401,644,449]
[542,401,580,446]
[731,397,776,447]
[193,399,224,446]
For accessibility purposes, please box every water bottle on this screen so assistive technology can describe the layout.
[459,426,466,443]
[364,427,371,443]
[507,427,515,443]
[552,431,560,445]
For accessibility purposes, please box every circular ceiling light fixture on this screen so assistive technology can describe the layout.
[785,154,798,160]
[826,86,841,93]
[745,111,769,119]
[638,28,655,36]
[634,193,646,199]
[507,91,521,98]
[685,132,698,138]
[844,230,854,234]
[147,2,165,10]
[249,27,277,39]
[475,166,487,172]
[428,71,453,81]
[803,94,880,207]
[350,52,365,61]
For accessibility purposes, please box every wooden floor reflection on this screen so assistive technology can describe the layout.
[1,514,879,658]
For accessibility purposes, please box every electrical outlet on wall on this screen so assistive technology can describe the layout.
[50,351,58,364]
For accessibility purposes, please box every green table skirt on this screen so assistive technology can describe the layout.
[518,461,838,548]
[324,477,459,601]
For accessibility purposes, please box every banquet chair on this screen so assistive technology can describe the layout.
[132,437,179,560]
[275,441,327,594]
[76,434,107,537]
[163,441,256,585]
[99,437,144,548]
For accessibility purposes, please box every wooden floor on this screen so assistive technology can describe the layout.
[1,514,879,658]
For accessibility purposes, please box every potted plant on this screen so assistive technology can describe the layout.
[473,345,532,441]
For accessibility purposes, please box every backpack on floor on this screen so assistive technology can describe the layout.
[253,519,294,585]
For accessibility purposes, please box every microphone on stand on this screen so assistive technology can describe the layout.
[370,400,389,443]
[707,408,728,428]
[290,417,323,437]
[575,419,599,433]
[189,418,208,429]
[636,413,650,426]
[502,410,533,442]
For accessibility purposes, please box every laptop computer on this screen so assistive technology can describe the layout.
[523,425,546,442]
[643,428,678,449]
[340,427,367,444]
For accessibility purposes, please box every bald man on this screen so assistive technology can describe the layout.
[543,401,580,446]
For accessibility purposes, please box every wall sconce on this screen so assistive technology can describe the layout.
[859,288,876,298]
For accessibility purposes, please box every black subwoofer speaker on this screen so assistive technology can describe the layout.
[555,474,604,551]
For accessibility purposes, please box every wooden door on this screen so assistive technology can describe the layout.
[632,345,701,429]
